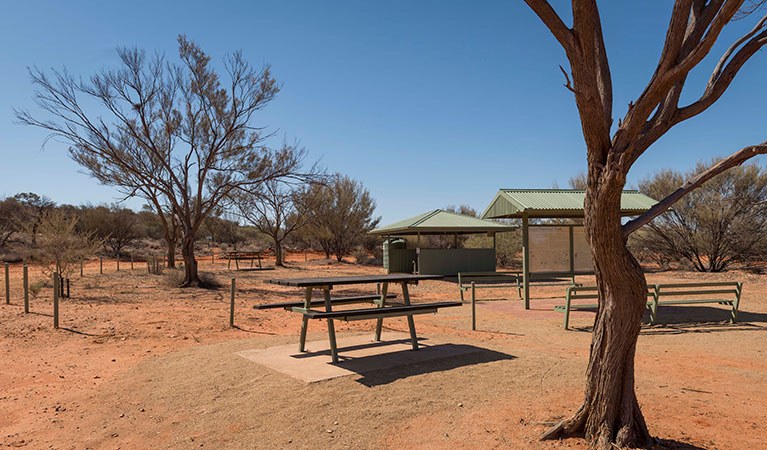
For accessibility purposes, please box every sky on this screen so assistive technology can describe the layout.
[1,1,766,224]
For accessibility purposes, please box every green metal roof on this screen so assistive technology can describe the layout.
[370,209,515,236]
[481,189,658,219]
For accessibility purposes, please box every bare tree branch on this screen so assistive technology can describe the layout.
[623,142,767,236]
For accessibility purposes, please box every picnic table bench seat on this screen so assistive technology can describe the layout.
[556,282,742,330]
[296,301,462,321]
[253,293,396,310]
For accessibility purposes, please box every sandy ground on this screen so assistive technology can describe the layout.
[1,253,766,449]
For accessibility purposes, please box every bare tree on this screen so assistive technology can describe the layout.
[523,2,767,447]
[230,180,315,266]
[16,36,309,286]
[33,209,102,279]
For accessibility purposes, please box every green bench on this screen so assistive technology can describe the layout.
[555,282,743,330]
[458,271,581,302]
[458,271,523,302]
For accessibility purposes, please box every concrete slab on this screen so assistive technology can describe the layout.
[236,332,489,383]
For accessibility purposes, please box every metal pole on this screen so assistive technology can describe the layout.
[131,253,134,271]
[80,259,84,277]
[471,281,476,331]
[4,262,9,304]
[117,254,120,272]
[229,278,236,328]
[53,272,59,329]
[99,257,103,275]
[522,212,530,310]
[66,278,70,299]
[23,265,29,313]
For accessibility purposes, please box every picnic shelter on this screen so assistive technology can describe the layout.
[370,209,515,276]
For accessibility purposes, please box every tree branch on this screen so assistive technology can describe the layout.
[523,0,576,54]
[623,141,767,236]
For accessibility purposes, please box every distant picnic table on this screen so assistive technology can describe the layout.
[257,274,461,363]
[223,251,264,270]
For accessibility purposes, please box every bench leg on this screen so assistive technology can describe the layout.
[299,286,312,352]
[323,287,339,363]
[374,282,389,341]
[459,287,464,303]
[402,282,419,350]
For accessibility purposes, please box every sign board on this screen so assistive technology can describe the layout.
[528,226,593,273]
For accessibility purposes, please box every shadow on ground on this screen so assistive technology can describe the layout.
[333,343,515,387]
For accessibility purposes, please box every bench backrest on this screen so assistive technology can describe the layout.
[458,271,522,286]
[566,281,742,302]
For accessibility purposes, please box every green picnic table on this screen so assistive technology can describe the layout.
[260,274,461,363]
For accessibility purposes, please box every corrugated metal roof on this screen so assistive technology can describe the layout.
[371,209,514,235]
[481,189,657,219]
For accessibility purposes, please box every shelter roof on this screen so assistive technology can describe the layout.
[481,189,657,219]
[370,209,514,236]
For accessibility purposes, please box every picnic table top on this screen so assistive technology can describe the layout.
[263,273,443,287]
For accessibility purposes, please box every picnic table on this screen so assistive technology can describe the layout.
[259,274,461,363]
[224,251,264,270]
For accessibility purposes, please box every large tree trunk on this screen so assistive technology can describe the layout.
[180,234,200,287]
[544,181,653,449]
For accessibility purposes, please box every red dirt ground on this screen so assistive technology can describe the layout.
[1,253,765,449]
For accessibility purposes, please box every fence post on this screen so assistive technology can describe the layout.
[131,253,134,271]
[53,272,59,329]
[23,265,29,313]
[471,281,476,331]
[4,262,9,305]
[99,257,103,275]
[229,277,236,328]
[66,278,70,299]
[117,254,120,272]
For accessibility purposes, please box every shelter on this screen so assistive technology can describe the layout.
[370,209,515,276]
[481,189,658,308]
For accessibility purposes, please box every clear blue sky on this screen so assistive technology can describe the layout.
[1,1,765,224]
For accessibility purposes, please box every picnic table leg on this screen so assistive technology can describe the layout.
[401,282,419,350]
[250,257,254,268]
[227,257,231,270]
[298,287,312,352]
[374,282,389,341]
[563,288,572,330]
[323,287,339,363]
[258,253,262,269]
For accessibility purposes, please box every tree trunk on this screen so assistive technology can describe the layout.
[180,235,200,287]
[544,181,653,449]
[167,240,176,268]
[274,239,283,267]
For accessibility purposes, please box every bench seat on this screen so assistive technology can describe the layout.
[253,293,396,310]
[297,301,463,321]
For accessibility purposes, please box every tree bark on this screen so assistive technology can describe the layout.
[544,179,652,449]
[167,241,176,268]
[180,235,200,287]
[274,239,284,267]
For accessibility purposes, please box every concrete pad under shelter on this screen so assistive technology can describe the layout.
[236,332,486,383]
